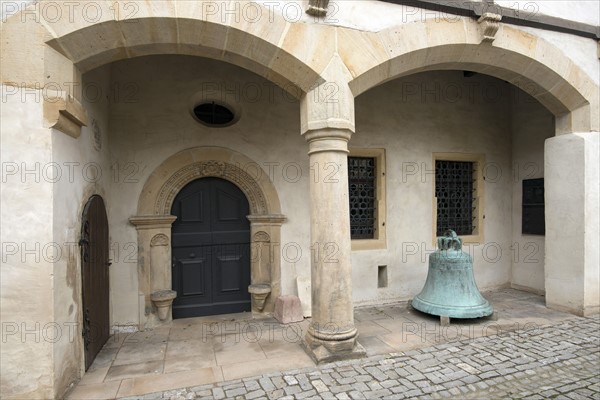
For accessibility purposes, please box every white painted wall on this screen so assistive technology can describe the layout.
[510,86,554,294]
[1,87,55,398]
[496,0,600,26]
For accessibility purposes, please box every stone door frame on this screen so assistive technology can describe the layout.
[131,147,285,328]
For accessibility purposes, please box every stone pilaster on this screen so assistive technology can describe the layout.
[129,215,177,328]
[300,57,365,363]
[247,214,287,315]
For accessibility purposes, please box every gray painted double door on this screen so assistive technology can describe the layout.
[171,178,251,318]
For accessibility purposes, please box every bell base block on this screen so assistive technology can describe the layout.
[410,297,494,319]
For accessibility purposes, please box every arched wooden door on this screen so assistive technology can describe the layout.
[171,178,251,318]
[80,195,110,371]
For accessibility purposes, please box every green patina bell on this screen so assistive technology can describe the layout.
[411,230,493,319]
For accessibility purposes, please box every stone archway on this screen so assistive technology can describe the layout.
[341,19,598,135]
[131,147,285,328]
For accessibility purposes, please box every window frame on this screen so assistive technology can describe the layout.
[348,148,387,251]
[432,153,485,245]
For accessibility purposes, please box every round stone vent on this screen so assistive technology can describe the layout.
[193,102,236,127]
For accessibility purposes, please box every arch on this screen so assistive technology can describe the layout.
[40,2,325,95]
[138,146,282,216]
[340,19,598,133]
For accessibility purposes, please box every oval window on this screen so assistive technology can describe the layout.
[193,102,235,126]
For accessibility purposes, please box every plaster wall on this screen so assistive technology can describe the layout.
[510,86,554,294]
[50,64,113,397]
[0,88,54,398]
[105,55,310,325]
[353,70,515,306]
[495,1,600,27]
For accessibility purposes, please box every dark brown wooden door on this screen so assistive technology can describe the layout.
[80,195,110,371]
[171,178,251,318]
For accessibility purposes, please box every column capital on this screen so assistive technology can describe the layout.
[301,55,355,135]
[304,128,353,155]
[129,215,177,230]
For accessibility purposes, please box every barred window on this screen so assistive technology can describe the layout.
[435,160,476,236]
[348,157,376,239]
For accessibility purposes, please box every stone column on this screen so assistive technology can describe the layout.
[300,56,365,363]
[545,132,599,316]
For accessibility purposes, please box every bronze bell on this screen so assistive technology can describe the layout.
[411,230,493,319]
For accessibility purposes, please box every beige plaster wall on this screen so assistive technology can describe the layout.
[353,70,515,306]
[510,86,554,294]
[50,64,113,397]
[0,88,54,398]
[105,55,310,325]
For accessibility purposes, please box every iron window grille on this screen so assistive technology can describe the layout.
[348,157,376,239]
[435,160,477,236]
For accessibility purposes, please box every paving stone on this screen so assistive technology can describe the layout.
[246,389,266,399]
[266,389,284,399]
[212,387,225,400]
[348,390,366,399]
[224,387,246,397]
[312,379,329,393]
[283,375,298,386]
[330,384,353,394]
[295,389,317,399]
[283,385,302,396]
[259,377,275,392]
[244,380,261,391]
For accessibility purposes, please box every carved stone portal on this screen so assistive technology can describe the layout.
[134,147,286,328]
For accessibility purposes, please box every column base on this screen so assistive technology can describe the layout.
[302,323,366,364]
[301,339,366,364]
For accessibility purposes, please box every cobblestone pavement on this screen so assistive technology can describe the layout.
[120,315,599,400]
